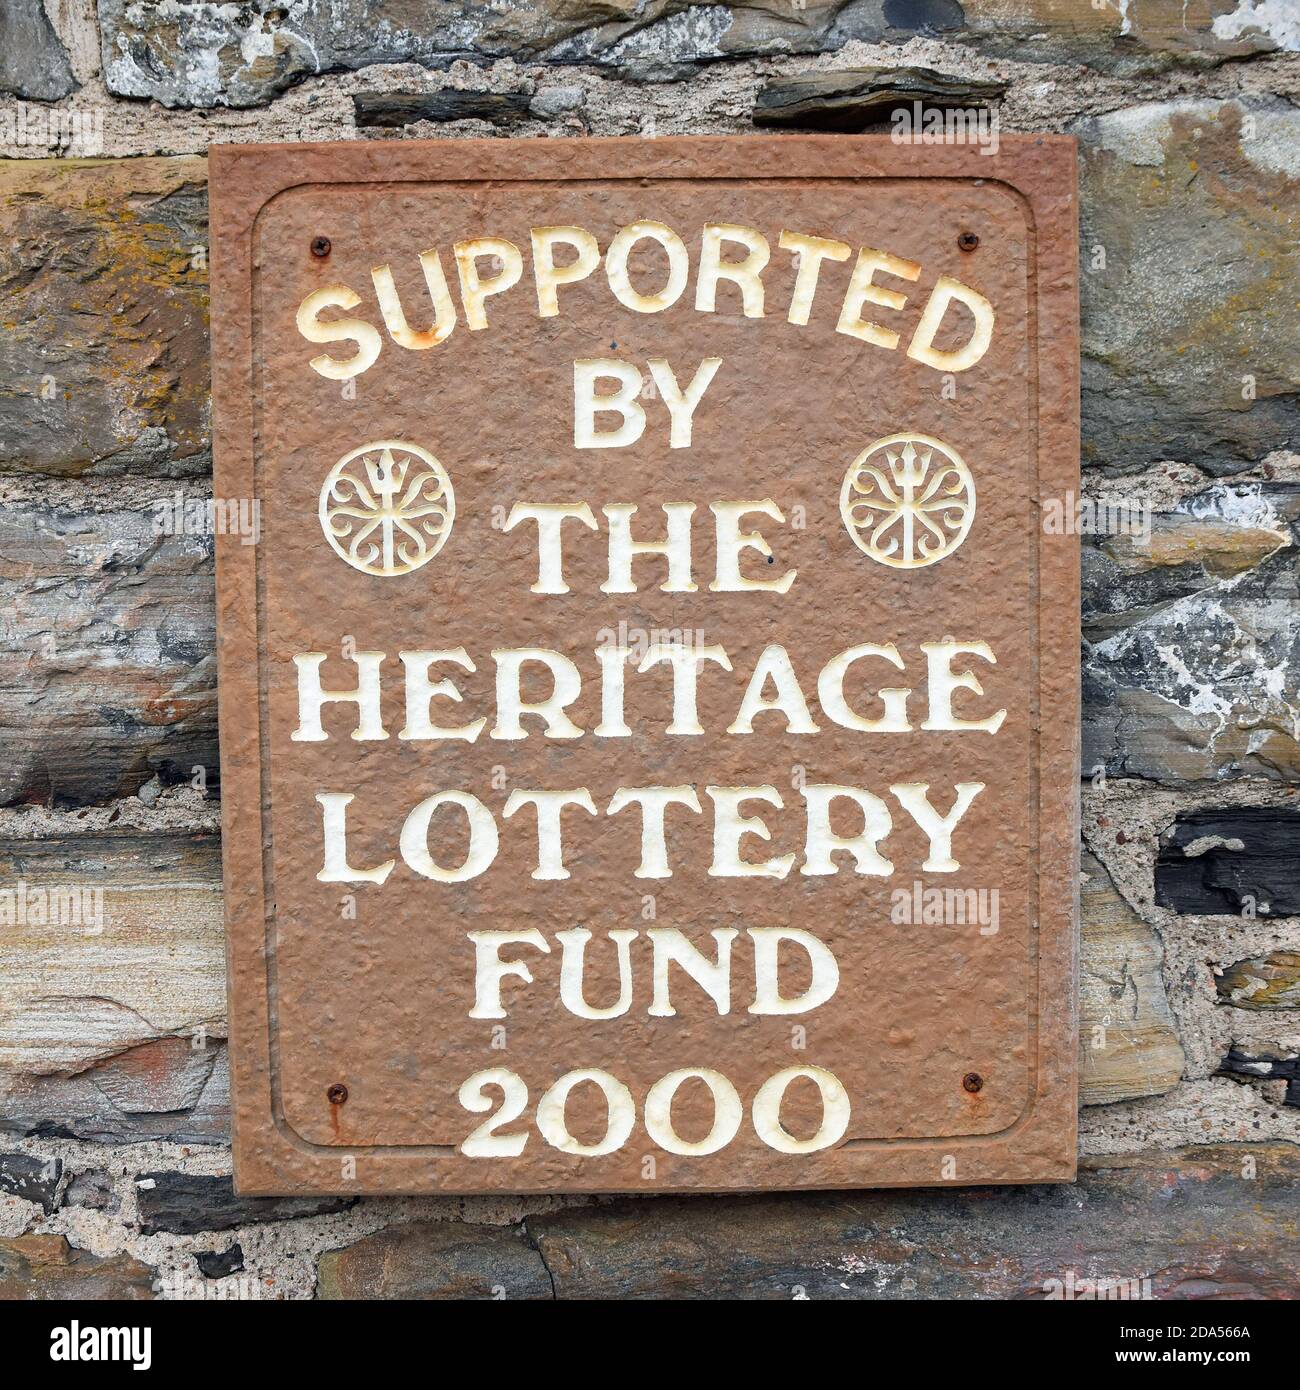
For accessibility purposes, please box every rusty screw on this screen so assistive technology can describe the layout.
[957,232,979,252]
[962,1072,984,1094]
[310,236,332,259]
[326,1083,349,1105]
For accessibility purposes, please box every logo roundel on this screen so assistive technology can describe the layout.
[319,440,455,577]
[839,432,975,569]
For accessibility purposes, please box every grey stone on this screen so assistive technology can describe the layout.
[63,1170,119,1213]
[136,775,163,808]
[353,90,533,128]
[529,86,586,119]
[317,1221,552,1299]
[753,66,1006,132]
[0,1152,62,1213]
[136,1172,355,1235]
[1079,102,1300,475]
[0,0,76,101]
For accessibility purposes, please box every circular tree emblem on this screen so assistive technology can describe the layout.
[319,440,455,577]
[839,432,975,569]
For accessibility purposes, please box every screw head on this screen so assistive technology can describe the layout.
[957,232,980,252]
[962,1072,984,1094]
[310,236,332,259]
[326,1083,349,1105]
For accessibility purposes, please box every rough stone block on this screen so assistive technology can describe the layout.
[0,1234,155,1300]
[194,1244,244,1279]
[1079,850,1184,1105]
[0,833,226,1140]
[1079,101,1299,474]
[0,1038,230,1146]
[0,157,209,478]
[0,0,76,101]
[0,493,217,806]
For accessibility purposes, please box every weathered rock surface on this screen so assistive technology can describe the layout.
[524,1144,1300,1298]
[0,494,217,805]
[317,1221,553,1299]
[0,157,209,479]
[0,1038,229,1146]
[0,1234,155,1300]
[1079,850,1184,1105]
[0,0,77,101]
[136,1172,355,1235]
[1155,807,1300,917]
[752,66,1005,131]
[1083,483,1300,784]
[95,0,1294,109]
[0,832,226,1144]
[1079,101,1300,474]
[1217,950,1300,1009]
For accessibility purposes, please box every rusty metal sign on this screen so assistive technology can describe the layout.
[211,135,1079,1195]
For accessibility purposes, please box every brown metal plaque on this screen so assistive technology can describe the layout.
[211,135,1079,1195]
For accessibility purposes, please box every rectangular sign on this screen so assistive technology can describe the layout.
[212,135,1079,1194]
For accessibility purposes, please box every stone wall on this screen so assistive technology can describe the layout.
[1,0,1298,1299]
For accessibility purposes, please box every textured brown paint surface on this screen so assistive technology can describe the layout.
[211,135,1079,1195]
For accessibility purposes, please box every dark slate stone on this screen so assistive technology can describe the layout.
[529,1145,1300,1298]
[753,65,1005,131]
[0,1152,62,1213]
[136,1173,355,1236]
[881,0,964,30]
[1155,809,1300,918]
[195,1244,245,1279]
[353,90,534,128]
[1218,1046,1300,1107]
[0,0,76,101]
